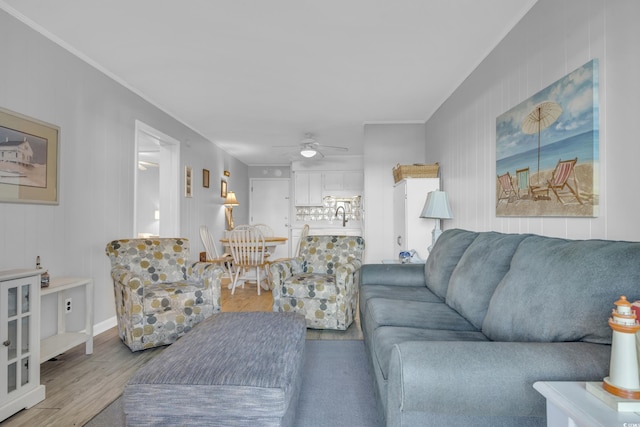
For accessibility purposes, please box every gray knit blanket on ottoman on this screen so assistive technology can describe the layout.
[123,311,307,426]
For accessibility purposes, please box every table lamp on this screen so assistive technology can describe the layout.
[420,190,453,252]
[224,191,239,230]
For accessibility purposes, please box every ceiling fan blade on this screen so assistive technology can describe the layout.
[318,144,348,151]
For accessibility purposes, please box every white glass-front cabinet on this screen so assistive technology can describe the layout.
[0,270,45,422]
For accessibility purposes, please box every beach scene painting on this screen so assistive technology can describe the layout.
[496,59,599,217]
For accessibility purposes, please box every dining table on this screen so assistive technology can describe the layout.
[219,236,288,255]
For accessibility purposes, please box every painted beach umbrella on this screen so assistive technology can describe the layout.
[521,101,562,183]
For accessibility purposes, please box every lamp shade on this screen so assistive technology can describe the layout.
[420,191,453,219]
[224,191,239,206]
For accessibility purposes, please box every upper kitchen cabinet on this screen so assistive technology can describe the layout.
[322,171,363,192]
[294,172,323,206]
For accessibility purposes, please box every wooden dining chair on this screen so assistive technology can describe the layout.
[253,223,274,237]
[199,225,234,278]
[297,224,310,257]
[228,225,269,295]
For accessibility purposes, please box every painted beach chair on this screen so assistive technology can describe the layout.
[497,172,517,206]
[517,166,551,201]
[547,157,583,205]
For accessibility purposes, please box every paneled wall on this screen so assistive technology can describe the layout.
[425,0,640,241]
[363,123,426,263]
[0,10,248,334]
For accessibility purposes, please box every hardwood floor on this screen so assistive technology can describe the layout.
[2,280,362,426]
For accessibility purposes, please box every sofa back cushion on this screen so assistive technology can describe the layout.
[482,235,640,344]
[446,232,529,329]
[424,229,478,299]
[105,238,189,283]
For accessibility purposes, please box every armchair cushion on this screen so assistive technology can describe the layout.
[106,238,223,351]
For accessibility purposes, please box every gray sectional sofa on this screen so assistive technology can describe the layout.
[360,228,640,427]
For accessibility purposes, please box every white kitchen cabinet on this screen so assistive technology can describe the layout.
[322,171,363,192]
[393,178,440,261]
[0,270,45,422]
[294,172,323,206]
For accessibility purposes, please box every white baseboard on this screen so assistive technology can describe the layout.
[93,316,117,336]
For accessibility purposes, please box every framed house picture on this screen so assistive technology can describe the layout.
[0,108,59,204]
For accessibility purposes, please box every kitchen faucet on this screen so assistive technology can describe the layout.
[335,206,348,227]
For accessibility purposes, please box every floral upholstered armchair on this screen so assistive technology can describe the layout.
[270,235,365,330]
[105,238,224,351]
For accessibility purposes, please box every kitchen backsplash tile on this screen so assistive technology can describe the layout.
[295,195,362,222]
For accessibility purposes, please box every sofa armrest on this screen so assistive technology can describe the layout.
[387,341,610,423]
[335,260,362,290]
[361,264,425,287]
[269,258,303,284]
[269,258,303,311]
[187,262,224,288]
[110,266,145,304]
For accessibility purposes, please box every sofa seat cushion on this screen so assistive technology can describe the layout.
[364,298,477,333]
[360,284,442,306]
[483,235,640,344]
[446,232,529,329]
[281,273,337,300]
[425,229,479,299]
[142,281,209,314]
[373,326,489,380]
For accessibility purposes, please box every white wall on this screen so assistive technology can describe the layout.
[425,0,640,242]
[363,123,426,263]
[0,9,248,335]
[136,166,159,236]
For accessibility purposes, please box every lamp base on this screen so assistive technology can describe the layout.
[428,224,443,252]
[225,207,234,230]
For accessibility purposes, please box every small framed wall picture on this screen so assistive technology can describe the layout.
[203,169,210,188]
[185,166,192,197]
[221,179,227,198]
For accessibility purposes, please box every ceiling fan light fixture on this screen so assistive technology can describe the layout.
[300,147,317,158]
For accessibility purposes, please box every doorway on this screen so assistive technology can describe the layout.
[134,121,180,238]
[250,178,291,259]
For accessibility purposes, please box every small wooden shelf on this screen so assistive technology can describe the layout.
[40,277,93,363]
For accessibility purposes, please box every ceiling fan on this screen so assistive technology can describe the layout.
[273,133,348,158]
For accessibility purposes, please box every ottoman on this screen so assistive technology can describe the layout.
[123,311,307,426]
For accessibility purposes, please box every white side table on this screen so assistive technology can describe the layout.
[534,381,640,426]
[40,277,93,363]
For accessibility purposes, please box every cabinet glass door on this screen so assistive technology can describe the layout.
[3,281,32,395]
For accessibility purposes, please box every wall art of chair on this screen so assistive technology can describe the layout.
[270,235,365,330]
[497,172,518,206]
[546,157,583,205]
[105,238,224,351]
[516,166,550,201]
